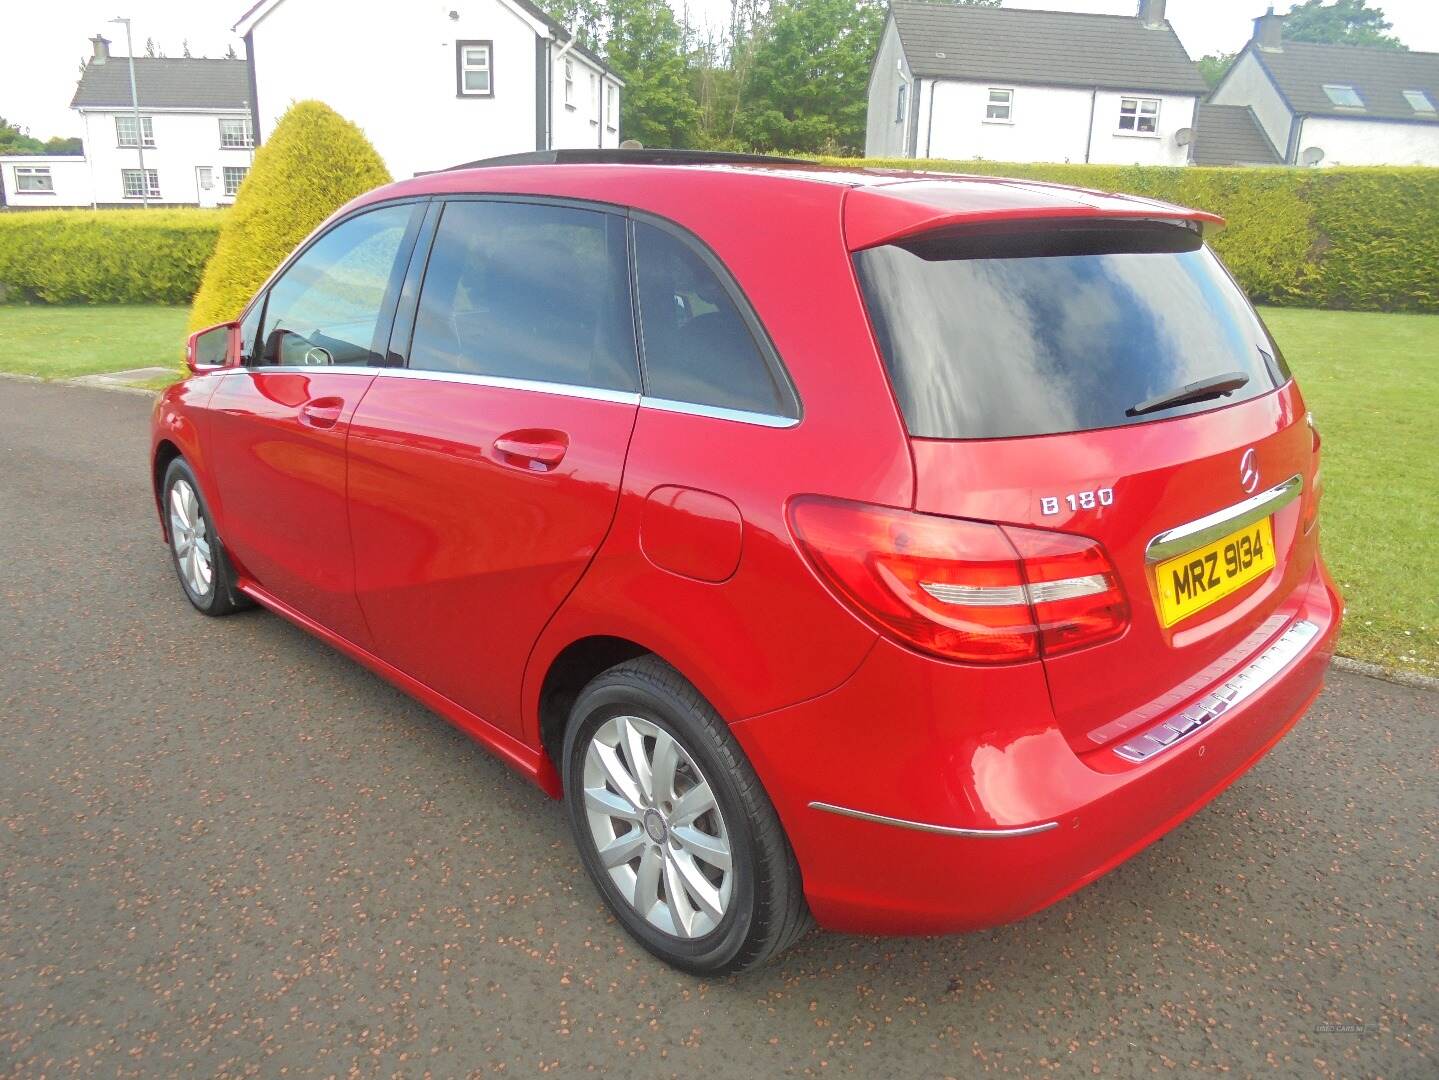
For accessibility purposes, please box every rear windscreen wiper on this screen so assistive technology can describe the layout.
[1125,372,1250,418]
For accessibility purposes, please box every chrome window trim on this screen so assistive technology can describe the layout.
[238,364,643,405]
[640,395,799,428]
[808,801,1058,838]
[1146,473,1303,564]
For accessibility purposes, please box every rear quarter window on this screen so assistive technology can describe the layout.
[854,220,1289,440]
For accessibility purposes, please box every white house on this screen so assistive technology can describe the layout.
[866,0,1207,166]
[234,0,624,179]
[1210,8,1439,166]
[0,36,254,209]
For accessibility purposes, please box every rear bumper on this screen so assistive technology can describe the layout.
[732,558,1341,935]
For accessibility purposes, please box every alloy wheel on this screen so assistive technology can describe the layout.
[168,478,214,600]
[581,714,734,938]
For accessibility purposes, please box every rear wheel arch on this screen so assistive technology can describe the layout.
[152,440,183,532]
[537,635,652,779]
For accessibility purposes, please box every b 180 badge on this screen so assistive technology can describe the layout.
[1040,488,1114,515]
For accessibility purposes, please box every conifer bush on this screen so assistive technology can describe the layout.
[186,100,391,332]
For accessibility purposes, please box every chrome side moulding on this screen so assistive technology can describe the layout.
[225,367,801,427]
[807,801,1059,838]
[1146,473,1303,563]
[1113,618,1320,763]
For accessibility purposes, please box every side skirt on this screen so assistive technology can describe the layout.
[237,579,563,798]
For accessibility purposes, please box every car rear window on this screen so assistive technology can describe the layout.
[853,220,1289,440]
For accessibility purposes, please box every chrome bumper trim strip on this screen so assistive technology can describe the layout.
[1113,618,1320,763]
[808,801,1059,838]
[1146,474,1303,563]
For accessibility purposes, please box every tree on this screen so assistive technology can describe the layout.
[739,0,885,155]
[604,0,700,147]
[1283,0,1406,49]
[187,100,391,332]
[0,118,82,155]
[1197,52,1236,88]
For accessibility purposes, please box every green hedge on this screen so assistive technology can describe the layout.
[0,209,224,304]
[822,159,1439,312]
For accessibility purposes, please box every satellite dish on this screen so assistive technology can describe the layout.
[1174,127,1195,146]
[1300,146,1325,166]
[619,139,644,150]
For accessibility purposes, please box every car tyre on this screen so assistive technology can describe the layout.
[562,655,811,975]
[162,457,248,616]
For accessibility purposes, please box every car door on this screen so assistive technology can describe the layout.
[346,198,641,737]
[207,200,423,647]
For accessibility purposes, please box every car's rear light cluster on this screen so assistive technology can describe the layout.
[788,497,1129,663]
[1302,412,1323,534]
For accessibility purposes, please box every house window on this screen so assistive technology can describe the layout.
[986,88,1013,123]
[219,117,254,147]
[14,166,54,192]
[564,58,574,108]
[121,168,160,199]
[590,72,599,121]
[1402,89,1435,113]
[1322,84,1364,108]
[607,84,617,131]
[115,115,155,147]
[223,166,249,196]
[456,40,492,96]
[1118,97,1160,134]
[896,83,908,123]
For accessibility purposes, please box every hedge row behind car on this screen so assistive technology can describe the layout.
[0,209,224,305]
[825,159,1439,313]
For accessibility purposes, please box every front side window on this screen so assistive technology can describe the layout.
[1118,97,1159,133]
[258,203,415,367]
[115,115,155,147]
[408,200,638,392]
[121,168,160,198]
[15,166,53,192]
[633,219,795,419]
[986,88,1013,122]
[896,83,908,123]
[1402,89,1434,113]
[223,165,248,196]
[853,220,1287,440]
[456,41,492,96]
[1323,84,1364,108]
[219,116,254,147]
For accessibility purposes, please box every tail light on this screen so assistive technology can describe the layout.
[787,497,1128,664]
[1302,412,1322,533]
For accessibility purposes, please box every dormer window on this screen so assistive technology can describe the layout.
[456,41,493,97]
[1403,89,1436,114]
[1323,84,1364,108]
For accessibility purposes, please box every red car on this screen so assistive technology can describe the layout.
[152,150,1340,974]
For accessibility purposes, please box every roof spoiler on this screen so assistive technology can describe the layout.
[844,179,1225,251]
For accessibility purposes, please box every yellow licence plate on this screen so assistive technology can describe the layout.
[1155,517,1275,628]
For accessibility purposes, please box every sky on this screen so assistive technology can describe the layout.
[4,0,1439,140]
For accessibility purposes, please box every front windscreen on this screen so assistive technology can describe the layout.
[853,220,1289,439]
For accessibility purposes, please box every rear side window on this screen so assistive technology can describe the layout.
[408,200,639,393]
[633,220,796,419]
[854,221,1288,439]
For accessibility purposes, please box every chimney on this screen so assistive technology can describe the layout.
[90,34,111,63]
[1253,7,1284,52]
[1137,0,1167,29]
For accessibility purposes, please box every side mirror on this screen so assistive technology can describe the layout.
[186,321,239,375]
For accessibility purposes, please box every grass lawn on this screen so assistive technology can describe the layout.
[0,302,1433,675]
[0,304,186,380]
[1260,307,1438,677]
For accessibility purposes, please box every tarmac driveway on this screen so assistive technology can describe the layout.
[1,377,1434,1077]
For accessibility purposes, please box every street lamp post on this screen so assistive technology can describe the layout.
[109,16,148,208]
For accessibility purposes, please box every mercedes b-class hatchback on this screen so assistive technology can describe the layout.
[152,150,1340,974]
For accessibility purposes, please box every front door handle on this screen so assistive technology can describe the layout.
[298,396,344,429]
[493,429,568,471]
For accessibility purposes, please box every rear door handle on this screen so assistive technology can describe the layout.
[493,429,568,471]
[298,396,344,429]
